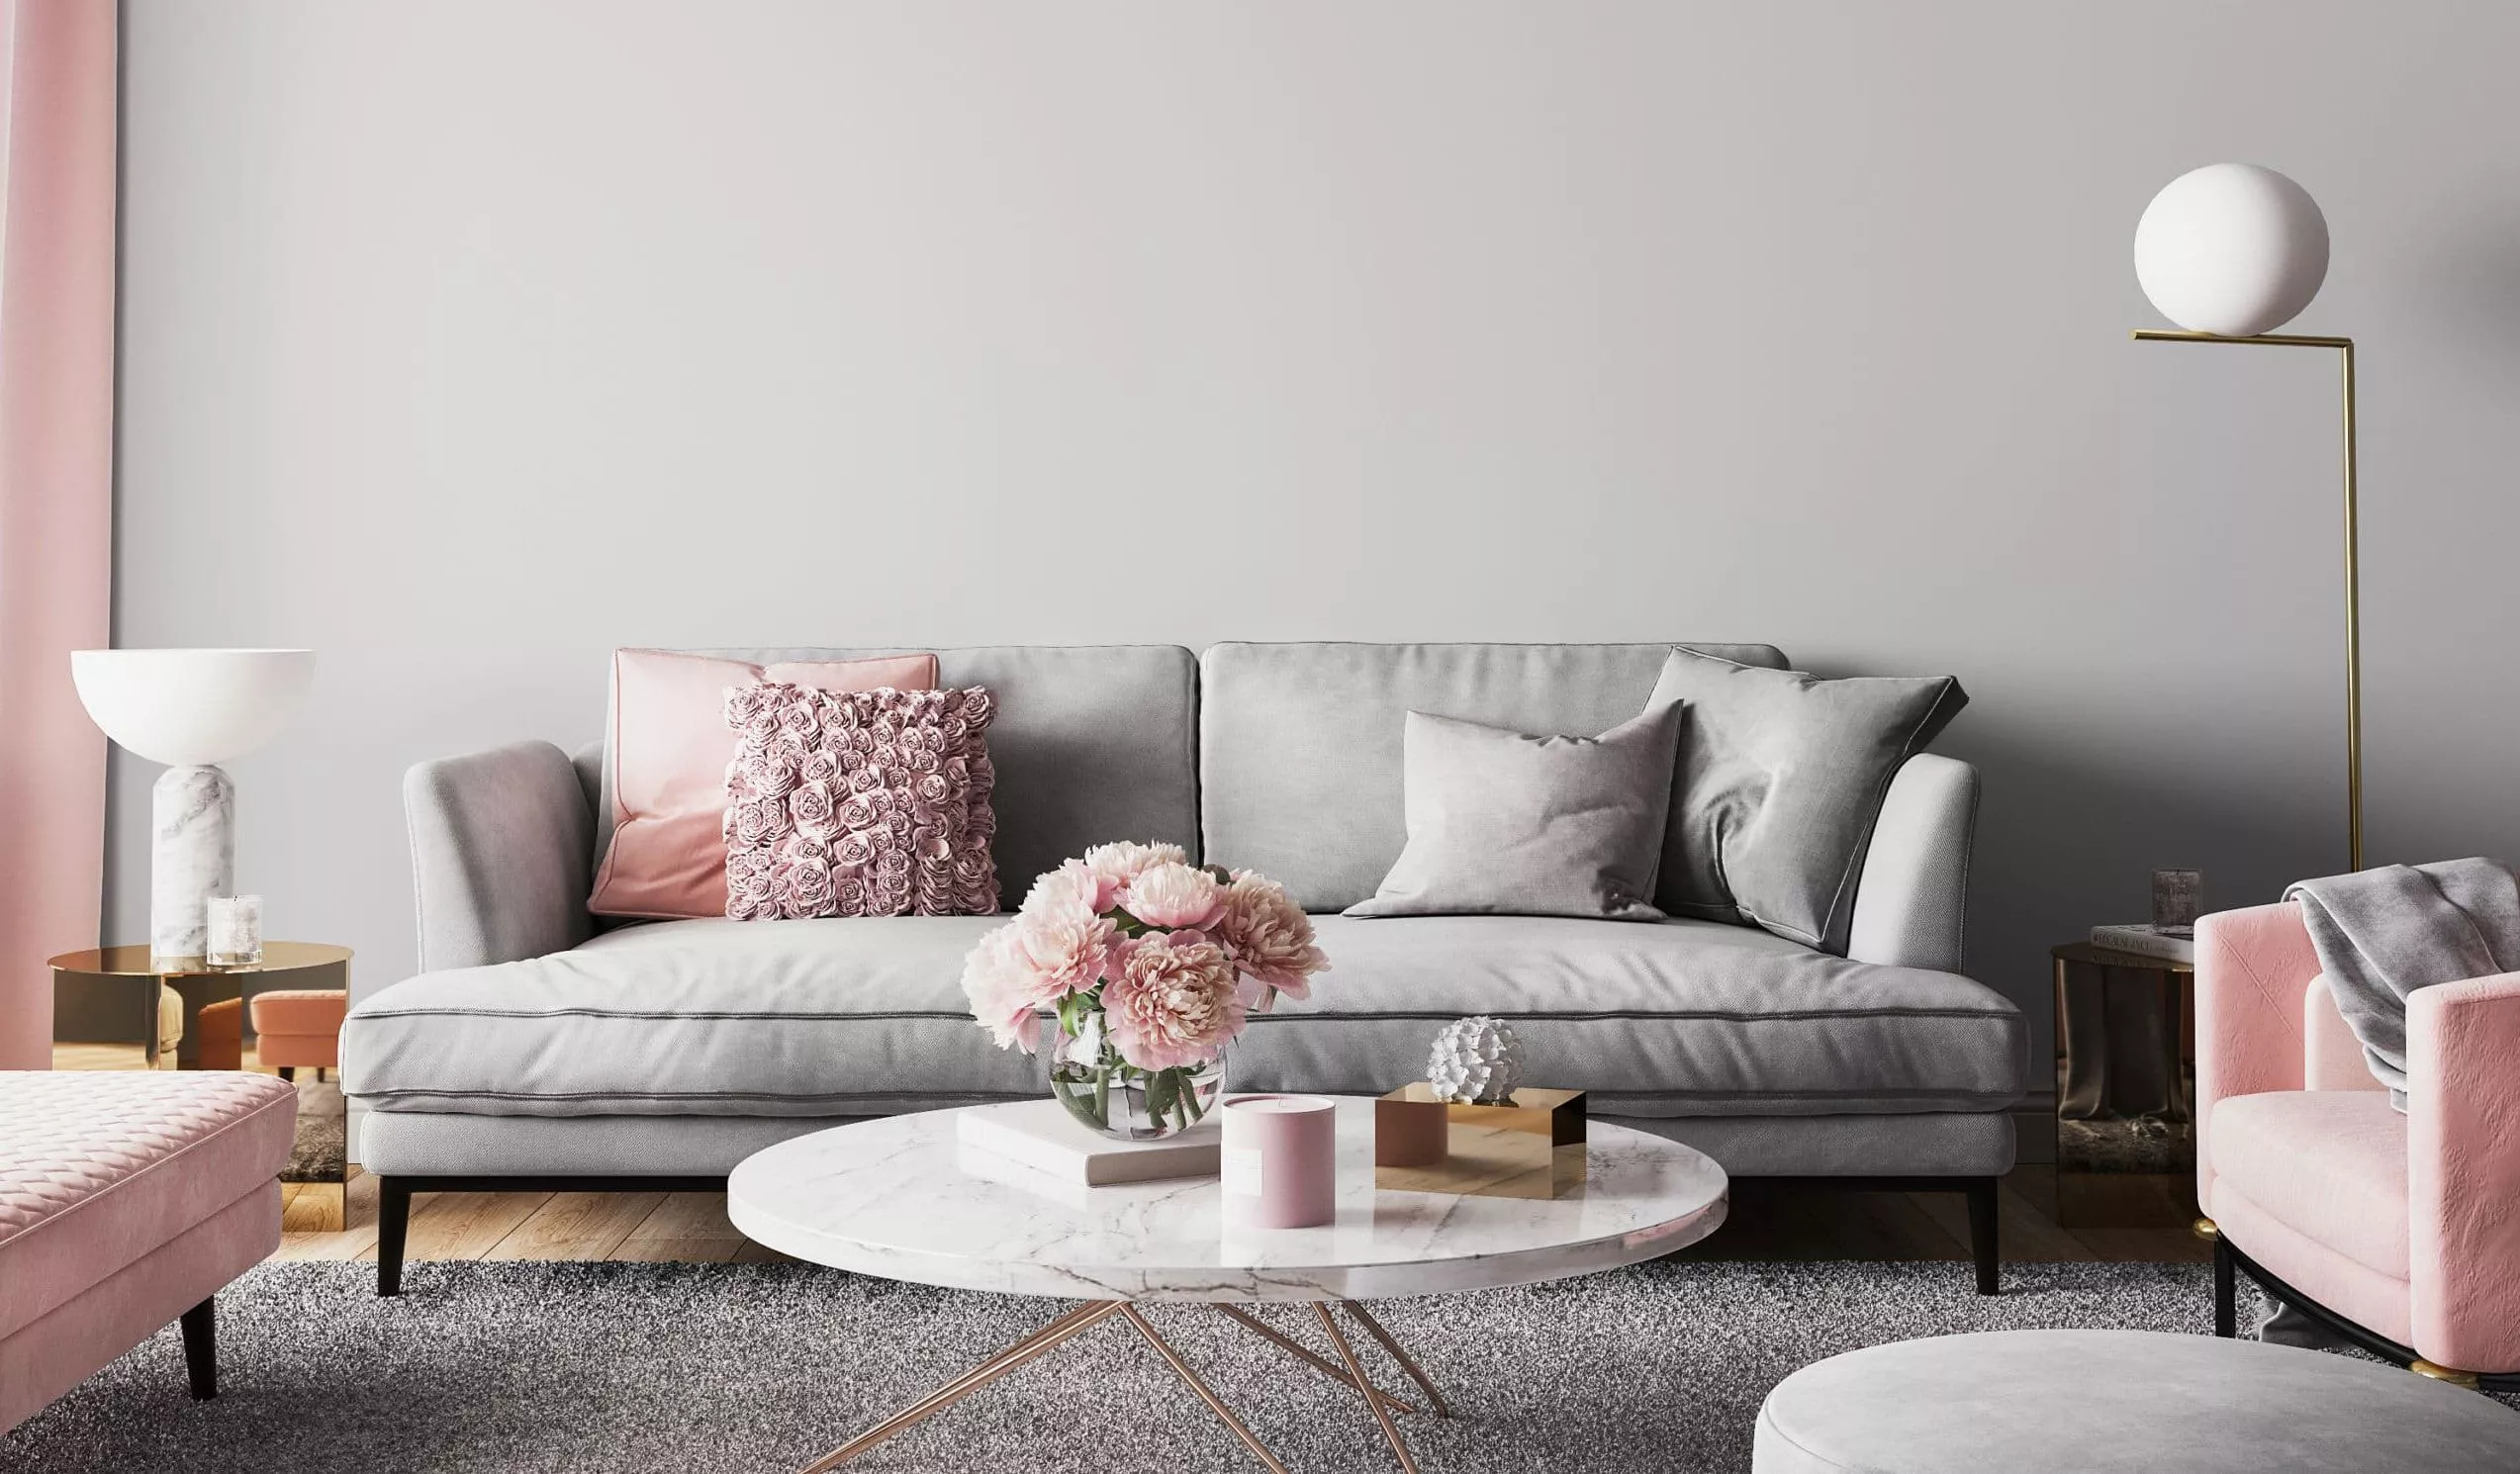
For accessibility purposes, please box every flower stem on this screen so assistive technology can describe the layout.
[1051,1068,1107,1130]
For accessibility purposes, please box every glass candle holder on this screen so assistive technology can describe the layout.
[206,894,263,967]
[2152,870,2203,931]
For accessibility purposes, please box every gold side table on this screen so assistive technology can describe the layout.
[51,942,354,1230]
[2050,941,2195,1228]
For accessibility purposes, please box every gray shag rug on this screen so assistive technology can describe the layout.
[0,1259,2363,1473]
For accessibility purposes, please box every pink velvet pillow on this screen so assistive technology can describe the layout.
[589,649,938,919]
[721,682,1000,920]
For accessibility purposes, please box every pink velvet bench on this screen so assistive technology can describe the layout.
[1,1070,296,1432]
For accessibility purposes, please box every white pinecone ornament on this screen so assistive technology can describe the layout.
[1427,1016,1524,1105]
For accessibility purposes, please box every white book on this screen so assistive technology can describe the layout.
[2088,923,2196,963]
[953,1099,1222,1186]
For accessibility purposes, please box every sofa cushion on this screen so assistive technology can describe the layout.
[342,913,2024,1120]
[1199,642,1789,912]
[346,917,1034,1118]
[592,647,938,920]
[1245,916,2023,1113]
[0,1070,296,1342]
[651,646,1198,908]
[2210,1089,2409,1279]
[721,683,999,919]
[1345,704,1681,922]
[1645,649,1968,954]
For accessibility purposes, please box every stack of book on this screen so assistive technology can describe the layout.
[953,1099,1221,1186]
[2088,923,2195,964]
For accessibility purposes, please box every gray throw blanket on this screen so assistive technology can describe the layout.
[2285,857,2520,1110]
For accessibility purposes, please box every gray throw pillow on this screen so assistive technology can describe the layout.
[1345,702,1683,922]
[1648,647,1966,954]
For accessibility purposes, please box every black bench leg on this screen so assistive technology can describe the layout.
[278,1065,295,1082]
[180,1297,217,1400]
[2213,1233,2237,1336]
[1966,1177,2000,1295]
[377,1176,413,1297]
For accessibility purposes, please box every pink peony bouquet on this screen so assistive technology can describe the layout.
[960,841,1328,1138]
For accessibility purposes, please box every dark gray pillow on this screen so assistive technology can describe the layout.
[1648,648,1966,954]
[1345,702,1682,921]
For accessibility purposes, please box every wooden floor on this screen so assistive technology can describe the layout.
[260,1165,2206,1268]
[57,1044,2206,1268]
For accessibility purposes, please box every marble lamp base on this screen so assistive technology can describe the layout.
[152,764,236,963]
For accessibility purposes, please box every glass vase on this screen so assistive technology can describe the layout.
[1047,1019,1227,1142]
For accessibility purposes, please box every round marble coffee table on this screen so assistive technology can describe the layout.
[729,1097,1727,1473]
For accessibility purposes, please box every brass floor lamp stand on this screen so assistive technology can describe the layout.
[799,1299,1451,1474]
[2132,329,2363,872]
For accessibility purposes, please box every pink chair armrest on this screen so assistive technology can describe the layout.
[2407,969,2520,1372]
[2194,901,2320,1217]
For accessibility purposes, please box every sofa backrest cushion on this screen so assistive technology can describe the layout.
[657,646,1198,907]
[1199,642,1788,912]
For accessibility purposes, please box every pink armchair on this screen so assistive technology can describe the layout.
[2196,901,2520,1387]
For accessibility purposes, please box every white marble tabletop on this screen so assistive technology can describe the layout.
[726,1098,1727,1302]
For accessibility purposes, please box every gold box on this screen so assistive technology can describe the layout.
[1372,1084,1587,1199]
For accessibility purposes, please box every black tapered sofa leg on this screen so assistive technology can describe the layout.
[2213,1233,2238,1336]
[179,1297,217,1399]
[1967,1176,2001,1295]
[377,1176,413,1297]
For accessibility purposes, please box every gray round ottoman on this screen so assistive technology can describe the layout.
[1753,1330,2520,1473]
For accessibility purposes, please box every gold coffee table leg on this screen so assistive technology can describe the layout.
[1121,1305,1291,1474]
[800,1296,1449,1473]
[1315,1304,1422,1474]
[800,1300,1123,1472]
[1213,1304,1426,1416]
[1341,1301,1452,1418]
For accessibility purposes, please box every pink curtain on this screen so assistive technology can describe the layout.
[0,1,115,1069]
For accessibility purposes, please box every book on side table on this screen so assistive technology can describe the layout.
[954,1099,1222,1185]
[2087,923,2195,964]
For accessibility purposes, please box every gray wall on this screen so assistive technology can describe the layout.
[110,1,2520,1077]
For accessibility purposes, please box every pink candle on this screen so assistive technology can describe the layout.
[1220,1094,1337,1230]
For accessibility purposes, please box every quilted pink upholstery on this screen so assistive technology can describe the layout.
[1,1185,277,1433]
[2198,900,2520,1373]
[0,1070,294,1343]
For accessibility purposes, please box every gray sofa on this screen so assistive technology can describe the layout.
[344,642,2024,1292]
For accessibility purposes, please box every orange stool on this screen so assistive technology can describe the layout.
[193,996,243,1071]
[249,988,346,1081]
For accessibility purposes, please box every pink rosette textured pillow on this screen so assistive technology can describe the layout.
[721,681,1000,919]
[590,648,938,919]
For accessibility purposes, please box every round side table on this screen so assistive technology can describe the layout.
[50,941,352,1067]
[50,941,354,1228]
[2050,941,2195,1227]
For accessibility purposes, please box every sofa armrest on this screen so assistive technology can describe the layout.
[1845,754,1977,972]
[2193,900,2320,1218]
[405,741,595,976]
[2407,970,2520,1371]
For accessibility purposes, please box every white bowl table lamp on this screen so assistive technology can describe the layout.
[2129,162,2363,870]
[70,648,316,962]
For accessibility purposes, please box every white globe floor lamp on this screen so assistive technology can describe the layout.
[2133,162,2362,871]
[70,648,316,961]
